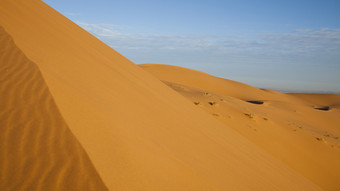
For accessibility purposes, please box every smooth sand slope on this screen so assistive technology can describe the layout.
[0,0,323,190]
[139,63,290,101]
[140,64,340,191]
[0,26,107,191]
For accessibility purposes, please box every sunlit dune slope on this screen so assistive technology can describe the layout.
[0,0,323,190]
[140,63,340,191]
[289,93,340,110]
[140,64,290,101]
[0,26,107,191]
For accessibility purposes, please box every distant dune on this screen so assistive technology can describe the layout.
[140,64,340,191]
[0,0,336,190]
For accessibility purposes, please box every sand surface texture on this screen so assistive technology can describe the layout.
[0,0,327,190]
[140,63,340,191]
[0,26,107,191]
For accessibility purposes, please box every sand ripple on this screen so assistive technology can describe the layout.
[0,26,107,191]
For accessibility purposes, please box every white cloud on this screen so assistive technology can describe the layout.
[75,21,340,92]
[262,28,340,55]
[76,22,340,59]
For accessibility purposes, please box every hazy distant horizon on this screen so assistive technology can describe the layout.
[265,88,340,94]
[43,0,340,93]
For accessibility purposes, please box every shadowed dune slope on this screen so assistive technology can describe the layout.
[0,1,323,190]
[140,64,340,191]
[0,26,107,191]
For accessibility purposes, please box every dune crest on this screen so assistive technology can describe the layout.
[140,64,286,101]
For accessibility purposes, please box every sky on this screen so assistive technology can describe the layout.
[42,0,340,93]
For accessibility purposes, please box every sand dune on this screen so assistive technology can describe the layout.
[139,64,290,101]
[289,93,340,110]
[0,0,326,190]
[140,63,340,191]
[0,26,107,191]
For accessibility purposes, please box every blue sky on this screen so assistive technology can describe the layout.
[42,0,340,93]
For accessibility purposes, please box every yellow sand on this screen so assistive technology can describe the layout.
[140,63,340,191]
[0,26,107,191]
[0,0,326,190]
